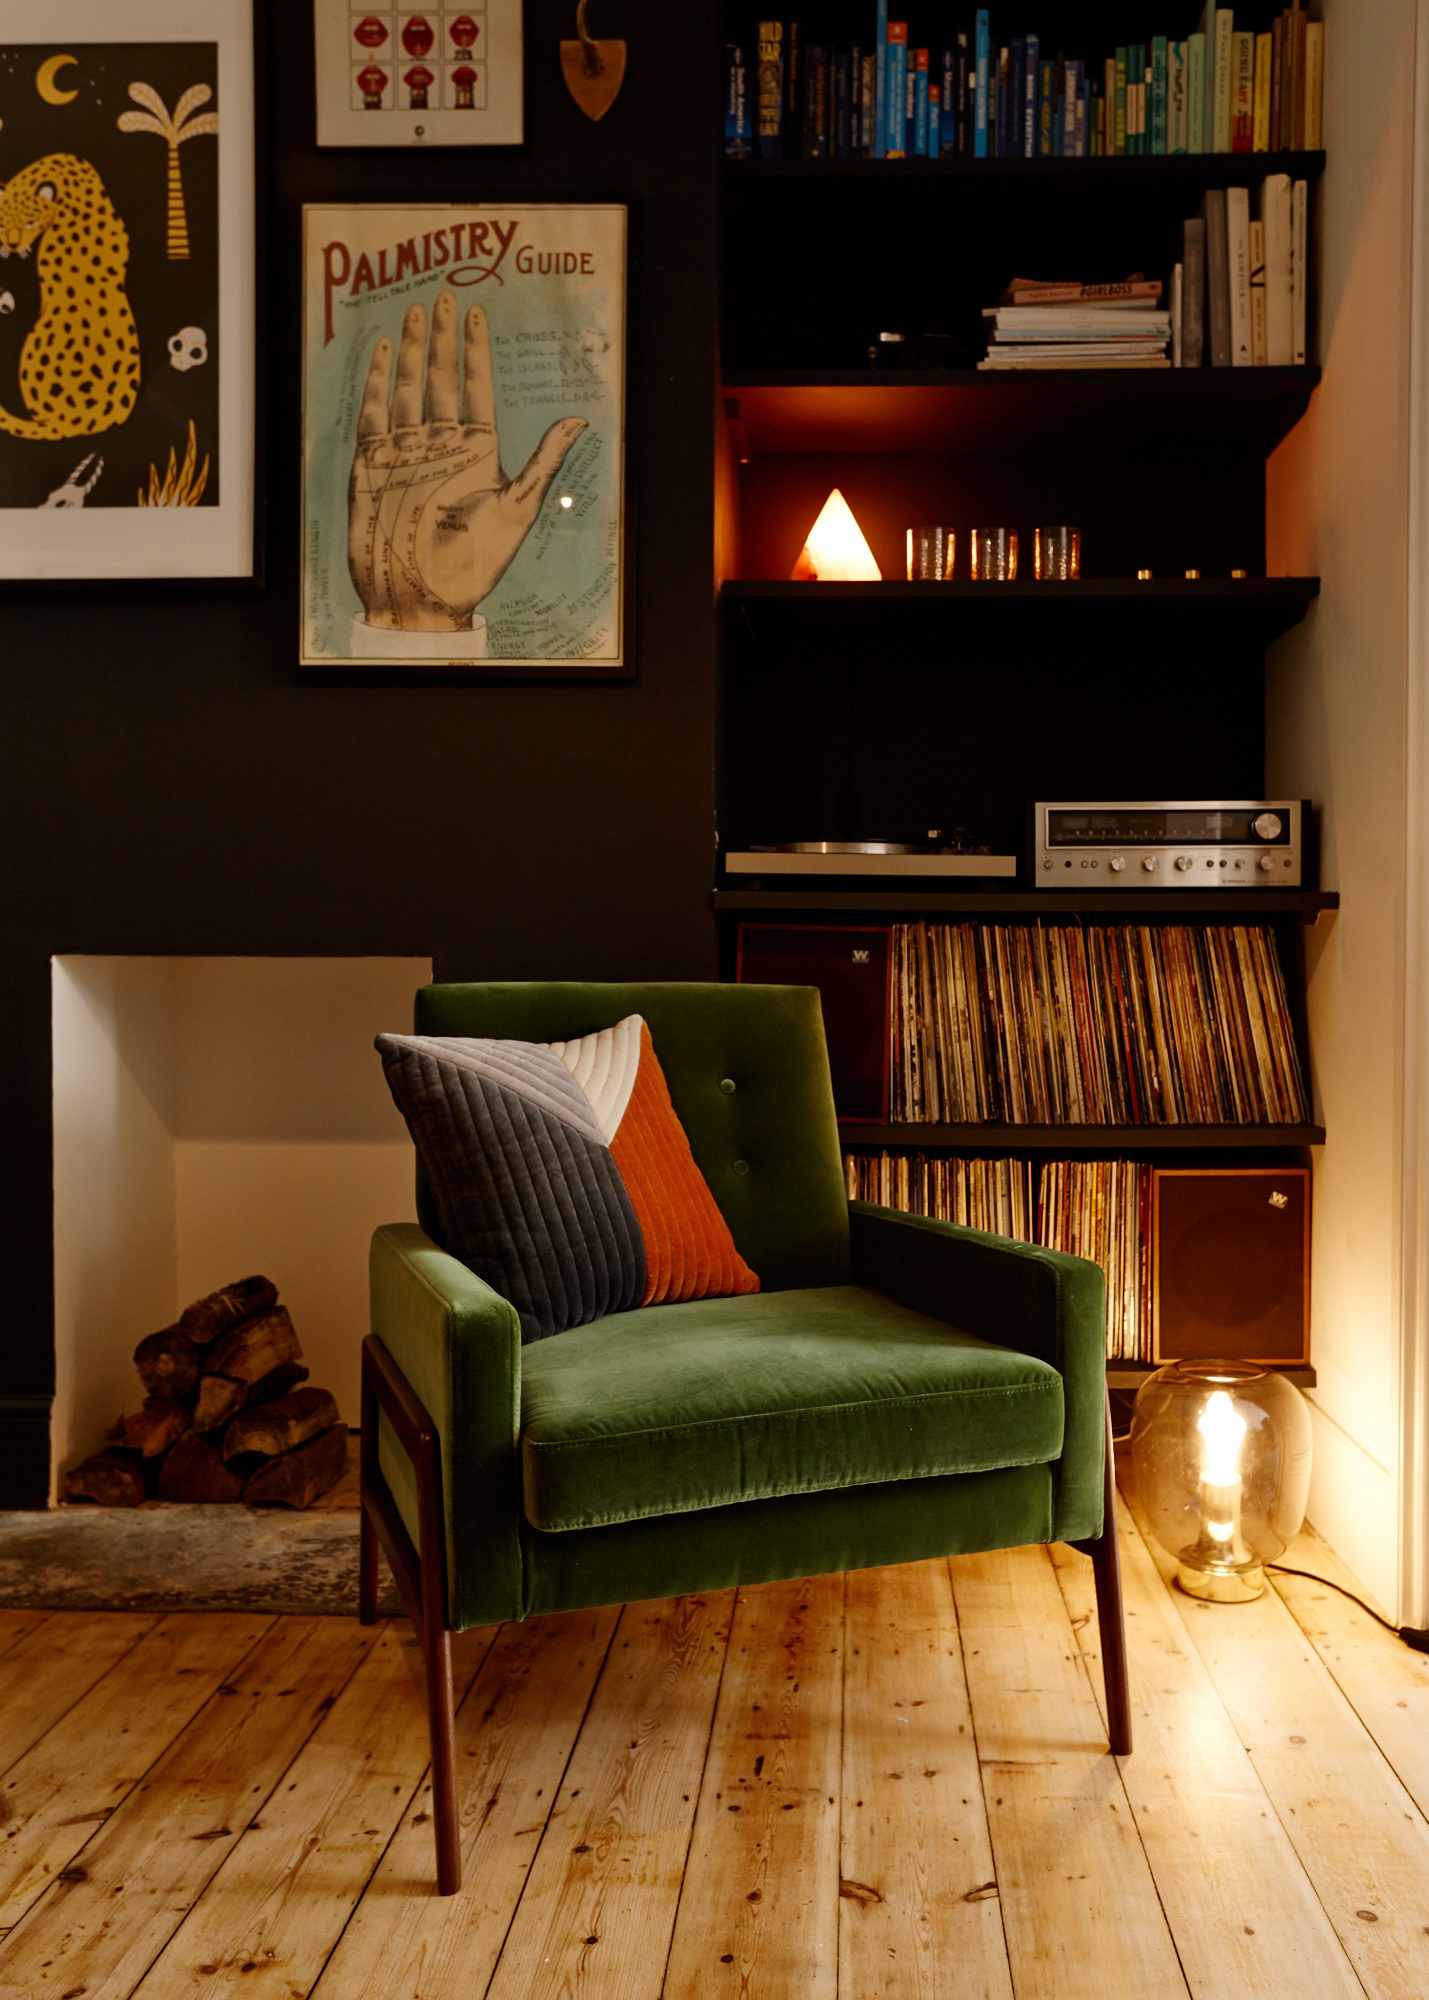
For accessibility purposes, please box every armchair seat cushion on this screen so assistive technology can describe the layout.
[519,1284,1064,1533]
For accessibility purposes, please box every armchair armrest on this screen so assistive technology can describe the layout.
[848,1202,1107,1543]
[370,1223,525,1628]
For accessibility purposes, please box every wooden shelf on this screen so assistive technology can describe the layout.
[1107,1361,1316,1388]
[840,1121,1325,1149]
[715,889,1339,921]
[724,368,1321,457]
[723,150,1327,185]
[722,576,1319,646]
[725,577,1317,601]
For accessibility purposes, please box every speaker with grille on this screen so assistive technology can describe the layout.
[736,924,891,1122]
[1152,1167,1310,1366]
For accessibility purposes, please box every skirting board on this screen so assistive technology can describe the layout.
[1303,1394,1398,1620]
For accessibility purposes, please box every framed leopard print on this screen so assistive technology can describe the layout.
[0,0,260,583]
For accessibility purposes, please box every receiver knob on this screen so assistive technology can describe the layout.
[1258,855,1275,872]
[1109,856,1126,872]
[1252,811,1284,839]
[1142,856,1159,872]
[1175,855,1194,871]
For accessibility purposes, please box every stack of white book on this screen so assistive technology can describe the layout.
[979,302,1172,371]
[1173,174,1308,368]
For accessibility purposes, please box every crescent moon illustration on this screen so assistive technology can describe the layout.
[36,54,80,105]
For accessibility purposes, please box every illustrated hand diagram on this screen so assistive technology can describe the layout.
[349,289,587,633]
[40,454,104,508]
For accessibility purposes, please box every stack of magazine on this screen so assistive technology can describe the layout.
[890,920,1308,1126]
[844,1149,1153,1359]
[981,276,1171,370]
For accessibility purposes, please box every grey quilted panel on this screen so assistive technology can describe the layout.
[376,1035,646,1342]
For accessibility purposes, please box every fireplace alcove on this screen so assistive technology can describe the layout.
[50,954,431,1501]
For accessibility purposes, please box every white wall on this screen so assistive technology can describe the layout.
[169,957,428,1430]
[51,955,430,1496]
[52,959,180,1500]
[1265,0,1416,1610]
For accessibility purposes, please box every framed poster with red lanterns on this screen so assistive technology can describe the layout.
[314,2,523,147]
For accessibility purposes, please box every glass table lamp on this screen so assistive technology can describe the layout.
[1130,1360,1312,1602]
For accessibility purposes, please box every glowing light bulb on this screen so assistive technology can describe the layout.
[1198,1391,1247,1485]
[559,495,573,509]
[789,489,881,582]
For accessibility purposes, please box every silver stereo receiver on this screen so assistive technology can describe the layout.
[1033,800,1307,888]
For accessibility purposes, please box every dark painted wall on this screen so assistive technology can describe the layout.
[0,2,722,1504]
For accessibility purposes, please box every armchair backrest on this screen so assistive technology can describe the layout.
[412,981,852,1293]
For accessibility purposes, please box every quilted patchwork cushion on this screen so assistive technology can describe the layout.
[377,1015,757,1343]
[544,1015,758,1308]
[377,1033,646,1342]
[518,1283,1065,1531]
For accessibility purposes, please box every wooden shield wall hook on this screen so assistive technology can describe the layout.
[560,0,626,120]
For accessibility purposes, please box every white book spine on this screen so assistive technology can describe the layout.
[1249,217,1267,365]
[1292,177,1308,364]
[1171,262,1184,366]
[1227,186,1252,365]
[1260,172,1293,365]
[1213,9,1235,152]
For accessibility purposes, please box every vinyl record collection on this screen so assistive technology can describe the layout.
[844,1149,1153,1359]
[891,921,1307,1126]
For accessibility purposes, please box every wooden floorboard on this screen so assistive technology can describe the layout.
[839,1560,1012,2000]
[12,1500,1429,2000]
[663,1574,844,2000]
[1052,1502,1362,2000]
[0,1608,53,1666]
[1123,1466,1429,2000]
[310,1606,620,2000]
[0,1616,376,2000]
[126,1623,496,2000]
[1270,1524,1429,1825]
[0,1610,158,1777]
[0,1613,275,1935]
[486,1591,732,2000]
[950,1544,1190,2000]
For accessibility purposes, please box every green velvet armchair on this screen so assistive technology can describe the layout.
[361,981,1130,1894]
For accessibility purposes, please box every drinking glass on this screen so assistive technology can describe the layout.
[1033,526,1080,580]
[970,527,1018,580]
[906,525,954,580]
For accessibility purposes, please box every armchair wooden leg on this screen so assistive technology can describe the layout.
[358,1503,380,1626]
[425,1622,460,1893]
[1073,1389,1133,1756]
[360,1334,464,1894]
[358,1362,380,1628]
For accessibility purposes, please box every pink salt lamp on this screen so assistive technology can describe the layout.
[789,488,881,581]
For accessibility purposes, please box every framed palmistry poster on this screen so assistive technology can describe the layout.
[0,0,258,582]
[300,203,628,678]
[314,1,523,148]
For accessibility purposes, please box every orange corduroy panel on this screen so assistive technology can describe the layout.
[609,1023,760,1306]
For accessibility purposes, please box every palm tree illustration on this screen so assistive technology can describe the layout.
[117,83,219,260]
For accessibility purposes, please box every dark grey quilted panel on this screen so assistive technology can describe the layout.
[376,1035,646,1342]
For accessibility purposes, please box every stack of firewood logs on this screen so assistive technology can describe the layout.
[61,1277,348,1510]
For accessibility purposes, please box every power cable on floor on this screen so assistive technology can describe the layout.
[1266,1563,1429,1654]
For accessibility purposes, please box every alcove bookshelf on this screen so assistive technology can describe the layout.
[713,4,1328,1384]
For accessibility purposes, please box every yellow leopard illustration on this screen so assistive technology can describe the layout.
[0,154,140,441]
